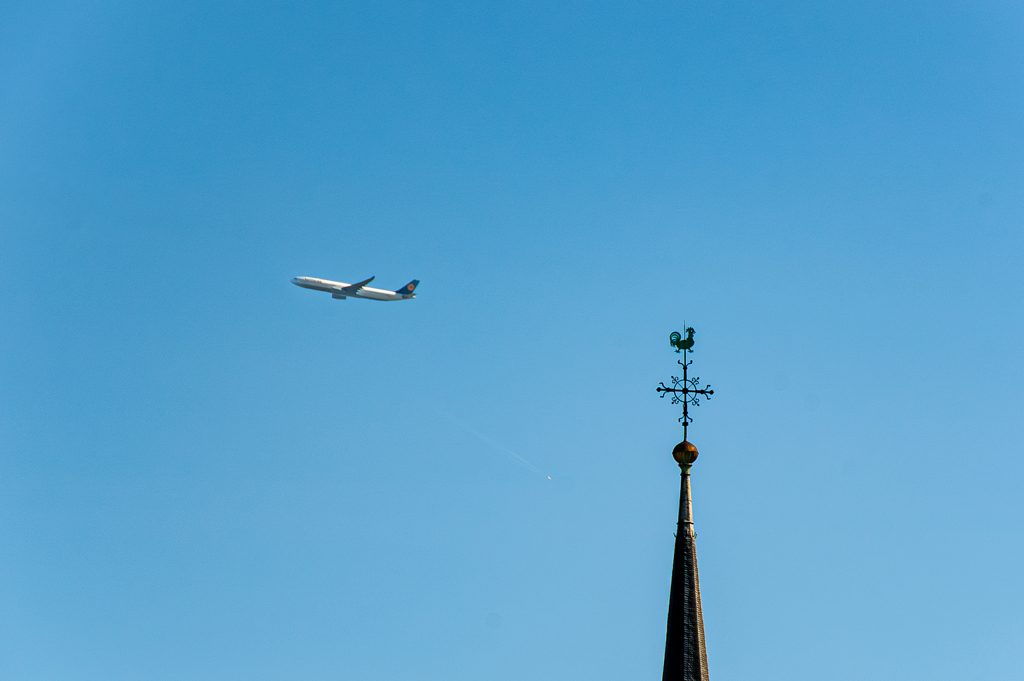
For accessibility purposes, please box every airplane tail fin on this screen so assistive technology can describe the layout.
[396,280,419,295]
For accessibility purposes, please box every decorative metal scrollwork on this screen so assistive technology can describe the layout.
[657,328,715,438]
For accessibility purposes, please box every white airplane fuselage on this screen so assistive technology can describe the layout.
[291,276,417,301]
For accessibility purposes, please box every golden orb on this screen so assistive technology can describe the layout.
[672,440,699,466]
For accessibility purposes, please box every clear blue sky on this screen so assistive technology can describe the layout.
[1,1,1022,679]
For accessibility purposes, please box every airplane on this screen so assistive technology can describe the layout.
[291,275,419,301]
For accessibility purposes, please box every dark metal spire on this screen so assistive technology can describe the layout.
[662,442,709,681]
[657,328,715,681]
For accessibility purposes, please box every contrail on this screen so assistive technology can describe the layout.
[440,412,551,480]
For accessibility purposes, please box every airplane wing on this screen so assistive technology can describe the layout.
[340,276,375,294]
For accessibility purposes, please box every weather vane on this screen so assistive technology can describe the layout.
[657,325,714,441]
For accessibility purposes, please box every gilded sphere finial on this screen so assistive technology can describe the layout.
[672,441,698,467]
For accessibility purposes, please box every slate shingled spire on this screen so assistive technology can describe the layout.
[662,440,709,681]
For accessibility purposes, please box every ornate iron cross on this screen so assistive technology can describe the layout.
[657,327,714,441]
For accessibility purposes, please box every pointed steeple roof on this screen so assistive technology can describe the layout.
[662,440,709,681]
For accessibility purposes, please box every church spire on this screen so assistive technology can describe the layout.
[662,441,709,681]
[656,328,715,680]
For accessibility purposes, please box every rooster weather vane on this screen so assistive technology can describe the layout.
[657,326,714,441]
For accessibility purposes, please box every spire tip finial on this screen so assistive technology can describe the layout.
[672,440,699,468]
